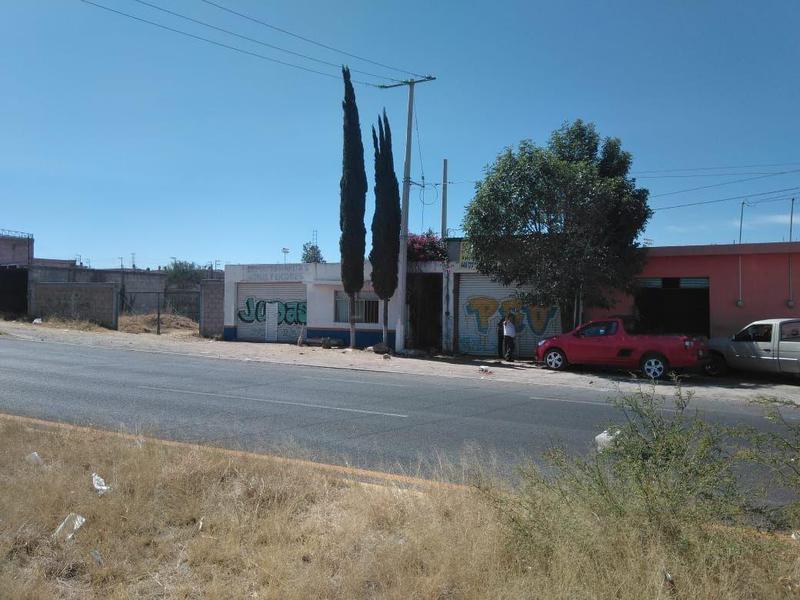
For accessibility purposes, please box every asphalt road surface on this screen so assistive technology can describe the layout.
[0,336,785,476]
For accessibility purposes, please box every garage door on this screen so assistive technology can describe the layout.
[236,282,307,342]
[457,274,560,357]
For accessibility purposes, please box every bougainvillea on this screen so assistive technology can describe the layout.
[407,230,448,262]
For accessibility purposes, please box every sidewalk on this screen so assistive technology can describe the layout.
[1,320,797,404]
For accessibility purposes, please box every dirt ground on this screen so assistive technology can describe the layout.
[1,319,797,404]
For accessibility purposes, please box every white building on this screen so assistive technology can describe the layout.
[223,262,405,348]
[223,242,561,357]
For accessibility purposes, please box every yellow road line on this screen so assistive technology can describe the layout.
[0,412,467,491]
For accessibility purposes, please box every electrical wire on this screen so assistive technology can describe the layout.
[650,169,800,198]
[652,187,800,211]
[129,0,400,82]
[633,162,800,174]
[77,0,379,86]
[636,171,787,179]
[198,0,426,78]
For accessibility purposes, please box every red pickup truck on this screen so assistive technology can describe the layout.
[535,317,708,379]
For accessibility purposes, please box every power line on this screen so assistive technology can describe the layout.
[77,0,378,86]
[128,0,400,82]
[636,171,787,179]
[198,0,426,78]
[634,162,800,174]
[650,169,800,198]
[652,186,800,211]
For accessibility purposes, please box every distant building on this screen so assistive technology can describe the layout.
[0,229,34,266]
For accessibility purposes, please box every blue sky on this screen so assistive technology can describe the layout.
[2,1,799,268]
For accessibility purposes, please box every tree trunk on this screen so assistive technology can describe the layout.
[559,296,576,333]
[382,299,389,346]
[349,292,357,348]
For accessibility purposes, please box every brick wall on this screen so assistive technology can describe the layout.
[0,235,33,266]
[30,282,118,329]
[199,278,224,338]
[28,265,167,314]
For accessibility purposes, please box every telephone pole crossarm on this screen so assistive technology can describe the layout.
[379,74,436,353]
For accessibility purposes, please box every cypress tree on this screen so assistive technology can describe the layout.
[339,66,367,348]
[369,110,401,346]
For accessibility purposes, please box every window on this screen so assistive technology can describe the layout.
[734,324,773,343]
[780,321,800,342]
[577,321,618,337]
[334,290,379,324]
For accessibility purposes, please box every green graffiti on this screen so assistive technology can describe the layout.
[237,298,307,325]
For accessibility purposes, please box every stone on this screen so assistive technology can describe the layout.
[24,451,44,466]
[372,342,389,354]
[595,429,619,452]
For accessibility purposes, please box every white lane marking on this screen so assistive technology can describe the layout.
[137,385,408,418]
[296,375,406,387]
[529,395,677,411]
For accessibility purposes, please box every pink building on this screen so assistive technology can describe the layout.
[586,242,800,338]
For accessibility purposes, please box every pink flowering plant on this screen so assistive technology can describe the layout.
[407,229,448,262]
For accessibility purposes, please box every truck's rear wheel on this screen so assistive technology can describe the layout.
[704,353,728,377]
[641,353,669,380]
[544,349,567,371]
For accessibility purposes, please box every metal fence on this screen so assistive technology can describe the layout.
[119,289,201,334]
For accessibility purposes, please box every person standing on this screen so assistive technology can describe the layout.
[503,314,517,361]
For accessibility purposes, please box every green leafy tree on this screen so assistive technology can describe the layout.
[164,259,204,289]
[301,242,325,264]
[339,66,367,348]
[369,110,401,346]
[462,120,651,331]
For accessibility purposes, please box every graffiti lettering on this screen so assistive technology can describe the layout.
[465,295,557,334]
[523,304,558,335]
[237,298,307,325]
[465,296,499,333]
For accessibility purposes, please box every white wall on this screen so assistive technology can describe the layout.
[224,263,309,327]
[224,261,403,333]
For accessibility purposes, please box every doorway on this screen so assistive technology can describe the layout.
[0,267,28,316]
[407,273,442,350]
[634,277,710,337]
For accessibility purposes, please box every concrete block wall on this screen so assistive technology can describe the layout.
[28,265,167,314]
[199,278,224,338]
[0,234,33,266]
[30,282,118,329]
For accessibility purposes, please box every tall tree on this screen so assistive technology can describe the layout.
[301,241,325,264]
[369,110,401,346]
[339,66,368,348]
[462,120,652,332]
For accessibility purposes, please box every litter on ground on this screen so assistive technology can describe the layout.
[92,473,111,495]
[53,513,85,541]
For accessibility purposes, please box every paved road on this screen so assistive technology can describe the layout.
[0,336,784,476]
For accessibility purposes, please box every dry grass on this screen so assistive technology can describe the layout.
[118,313,198,335]
[0,418,798,599]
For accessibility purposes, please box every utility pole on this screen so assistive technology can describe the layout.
[282,247,289,264]
[118,257,124,270]
[441,159,448,239]
[790,198,796,308]
[441,158,451,352]
[378,75,436,353]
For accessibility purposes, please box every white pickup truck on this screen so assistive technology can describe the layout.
[706,319,800,376]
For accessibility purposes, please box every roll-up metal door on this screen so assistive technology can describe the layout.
[236,282,307,342]
[457,274,560,357]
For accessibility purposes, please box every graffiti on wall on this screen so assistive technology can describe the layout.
[464,295,556,335]
[237,297,307,325]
